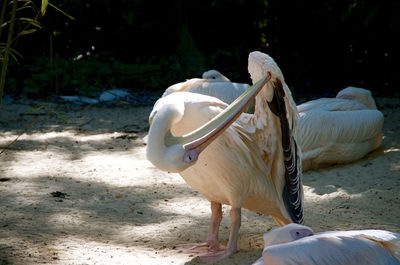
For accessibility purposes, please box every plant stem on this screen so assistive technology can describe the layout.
[0,0,18,106]
[0,0,7,39]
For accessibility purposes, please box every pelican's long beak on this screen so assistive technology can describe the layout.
[165,72,271,158]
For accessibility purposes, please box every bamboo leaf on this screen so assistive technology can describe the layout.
[19,17,41,28]
[21,1,34,8]
[10,47,23,58]
[9,54,18,63]
[9,50,22,63]
[48,3,75,20]
[18,0,35,11]
[51,111,69,123]
[17,6,35,13]
[21,0,39,13]
[23,105,45,115]
[19,28,37,36]
[41,0,48,16]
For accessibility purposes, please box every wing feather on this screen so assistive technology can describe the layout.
[267,79,303,224]
[297,98,369,113]
[299,109,384,153]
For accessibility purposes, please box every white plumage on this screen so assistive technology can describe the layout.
[161,72,250,107]
[202,69,231,81]
[146,52,303,262]
[253,224,400,265]
[298,86,383,170]
[142,70,251,145]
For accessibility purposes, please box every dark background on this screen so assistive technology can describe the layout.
[5,0,400,100]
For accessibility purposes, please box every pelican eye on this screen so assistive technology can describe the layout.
[183,150,199,163]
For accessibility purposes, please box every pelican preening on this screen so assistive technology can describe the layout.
[252,224,400,265]
[155,70,383,171]
[146,51,303,261]
[141,70,251,145]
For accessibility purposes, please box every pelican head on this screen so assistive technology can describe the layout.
[263,223,314,247]
[146,73,271,173]
[248,51,286,102]
[336,86,378,109]
[202,70,230,81]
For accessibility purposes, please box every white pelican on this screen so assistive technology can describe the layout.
[253,224,400,265]
[146,51,303,262]
[298,86,384,170]
[202,69,231,81]
[158,69,383,171]
[162,70,250,106]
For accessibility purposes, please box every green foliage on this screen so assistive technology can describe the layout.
[0,0,18,105]
[0,0,74,104]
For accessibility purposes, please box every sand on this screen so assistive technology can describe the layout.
[0,97,399,265]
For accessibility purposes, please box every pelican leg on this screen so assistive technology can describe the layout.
[177,201,225,254]
[206,201,225,250]
[201,207,241,262]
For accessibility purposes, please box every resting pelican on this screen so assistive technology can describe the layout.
[202,69,231,81]
[253,224,400,265]
[162,70,250,106]
[146,51,303,262]
[158,69,383,171]
[298,86,384,170]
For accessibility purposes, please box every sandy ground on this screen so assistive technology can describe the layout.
[0,97,399,265]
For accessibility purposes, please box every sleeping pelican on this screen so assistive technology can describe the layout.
[162,70,250,106]
[298,86,383,170]
[253,224,400,265]
[202,69,231,81]
[146,51,303,262]
[157,69,383,171]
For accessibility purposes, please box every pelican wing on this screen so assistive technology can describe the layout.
[317,229,400,261]
[297,97,370,113]
[163,78,249,104]
[195,82,250,105]
[267,79,303,224]
[260,232,400,265]
[299,108,384,153]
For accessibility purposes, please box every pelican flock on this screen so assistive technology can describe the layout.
[154,70,383,171]
[252,224,400,265]
[146,51,303,261]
